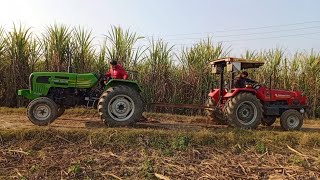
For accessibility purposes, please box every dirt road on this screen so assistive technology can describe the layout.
[1,112,320,132]
[1,110,320,179]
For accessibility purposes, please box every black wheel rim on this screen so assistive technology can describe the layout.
[287,115,299,129]
[107,95,135,121]
[33,104,51,121]
[236,101,258,125]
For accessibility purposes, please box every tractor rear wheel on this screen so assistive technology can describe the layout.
[261,116,276,126]
[27,97,58,126]
[280,109,303,131]
[98,85,143,127]
[224,93,262,129]
[205,98,227,125]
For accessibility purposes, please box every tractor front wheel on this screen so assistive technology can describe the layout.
[27,97,58,126]
[224,93,262,129]
[98,85,143,127]
[280,109,303,131]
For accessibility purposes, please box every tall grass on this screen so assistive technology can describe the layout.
[301,51,320,117]
[139,39,174,105]
[105,26,145,68]
[71,27,95,73]
[178,39,229,105]
[94,39,108,75]
[43,24,72,72]
[0,24,319,117]
[0,27,6,104]
[4,25,33,106]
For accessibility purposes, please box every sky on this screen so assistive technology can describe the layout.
[0,0,320,56]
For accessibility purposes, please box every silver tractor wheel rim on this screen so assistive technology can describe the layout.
[236,101,258,125]
[287,115,299,128]
[33,104,51,121]
[107,95,135,121]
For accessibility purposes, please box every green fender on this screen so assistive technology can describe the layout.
[105,79,142,92]
[18,89,41,100]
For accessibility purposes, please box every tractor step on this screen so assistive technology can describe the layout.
[86,97,99,109]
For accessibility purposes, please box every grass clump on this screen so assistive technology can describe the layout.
[255,142,267,154]
[68,163,82,176]
[1,126,320,179]
[172,135,191,151]
[1,127,320,153]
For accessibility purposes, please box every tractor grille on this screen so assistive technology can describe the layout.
[33,84,47,93]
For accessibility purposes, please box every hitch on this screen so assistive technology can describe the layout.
[150,103,215,111]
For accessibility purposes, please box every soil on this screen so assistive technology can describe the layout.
[1,111,320,131]
[1,110,320,179]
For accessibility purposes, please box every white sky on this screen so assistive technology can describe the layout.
[1,0,320,56]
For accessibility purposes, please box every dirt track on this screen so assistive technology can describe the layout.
[1,112,320,132]
[1,111,320,179]
[0,114,228,130]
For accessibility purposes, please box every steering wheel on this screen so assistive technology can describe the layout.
[245,81,261,89]
[97,73,110,87]
[252,82,262,90]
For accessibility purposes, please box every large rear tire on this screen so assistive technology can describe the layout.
[224,93,262,129]
[27,97,58,126]
[205,98,227,125]
[98,85,143,127]
[280,109,303,131]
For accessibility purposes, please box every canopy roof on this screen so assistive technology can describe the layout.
[210,57,264,69]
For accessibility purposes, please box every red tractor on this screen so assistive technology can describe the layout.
[206,57,308,131]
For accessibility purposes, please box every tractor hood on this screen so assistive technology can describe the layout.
[272,89,303,98]
[18,72,99,99]
[269,89,307,105]
[27,72,98,89]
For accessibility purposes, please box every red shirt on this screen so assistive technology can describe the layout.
[105,64,128,80]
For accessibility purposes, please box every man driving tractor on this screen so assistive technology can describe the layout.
[234,71,256,88]
[105,60,128,81]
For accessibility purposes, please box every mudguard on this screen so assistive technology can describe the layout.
[105,79,142,92]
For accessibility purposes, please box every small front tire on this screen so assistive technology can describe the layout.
[27,97,58,126]
[280,109,303,131]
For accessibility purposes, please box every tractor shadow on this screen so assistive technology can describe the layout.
[81,120,227,130]
[82,120,320,132]
[258,125,320,132]
[57,116,320,132]
[299,127,320,132]
[84,121,105,128]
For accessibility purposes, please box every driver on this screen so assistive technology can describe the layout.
[234,71,256,88]
[105,60,129,81]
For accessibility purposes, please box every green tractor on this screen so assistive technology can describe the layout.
[18,71,144,127]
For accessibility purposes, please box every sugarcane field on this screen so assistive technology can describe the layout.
[1,1,320,179]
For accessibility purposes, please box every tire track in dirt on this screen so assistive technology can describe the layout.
[1,114,320,132]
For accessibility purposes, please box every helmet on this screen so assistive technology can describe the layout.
[110,60,117,65]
